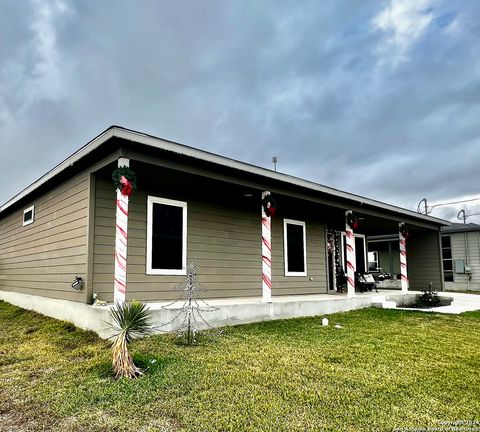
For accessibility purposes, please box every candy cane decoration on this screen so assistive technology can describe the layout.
[399,222,409,293]
[261,191,272,302]
[345,211,356,298]
[114,158,130,304]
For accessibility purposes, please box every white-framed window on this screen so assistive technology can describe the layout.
[146,196,187,275]
[340,233,367,273]
[441,235,453,282]
[283,218,307,276]
[23,205,35,226]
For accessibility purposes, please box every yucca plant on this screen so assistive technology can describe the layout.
[109,300,152,379]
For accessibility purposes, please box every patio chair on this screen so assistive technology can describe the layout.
[355,272,378,293]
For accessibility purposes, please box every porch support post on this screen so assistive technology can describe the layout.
[345,210,356,298]
[261,191,272,303]
[114,158,130,304]
[399,222,409,294]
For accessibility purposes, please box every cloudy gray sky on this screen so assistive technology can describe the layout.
[1,0,480,222]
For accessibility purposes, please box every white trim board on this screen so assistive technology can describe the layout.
[283,218,307,277]
[340,232,367,273]
[22,205,35,226]
[146,196,187,275]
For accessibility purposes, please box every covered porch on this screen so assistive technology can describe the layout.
[100,147,447,306]
[319,205,445,297]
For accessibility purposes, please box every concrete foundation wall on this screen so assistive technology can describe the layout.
[1,290,374,339]
[445,281,480,293]
[0,290,110,337]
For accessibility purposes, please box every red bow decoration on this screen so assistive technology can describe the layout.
[120,175,133,197]
[262,194,277,217]
[265,205,276,217]
[347,213,359,230]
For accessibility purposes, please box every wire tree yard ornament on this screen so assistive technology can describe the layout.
[159,261,219,345]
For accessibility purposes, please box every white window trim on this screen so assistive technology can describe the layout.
[23,205,35,226]
[146,196,187,275]
[283,218,307,277]
[340,232,367,273]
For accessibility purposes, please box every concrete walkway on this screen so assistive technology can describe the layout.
[374,291,480,314]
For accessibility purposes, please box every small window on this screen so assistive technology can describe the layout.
[146,196,187,275]
[283,219,307,276]
[23,205,35,226]
[441,235,453,282]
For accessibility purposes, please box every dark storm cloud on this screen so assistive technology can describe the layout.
[1,0,480,222]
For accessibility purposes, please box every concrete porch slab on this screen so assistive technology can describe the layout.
[1,289,387,339]
[3,289,477,339]
[146,291,383,334]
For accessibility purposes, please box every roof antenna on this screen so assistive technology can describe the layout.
[272,156,278,172]
[417,198,428,214]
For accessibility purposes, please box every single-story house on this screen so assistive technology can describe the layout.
[441,223,480,292]
[0,126,449,335]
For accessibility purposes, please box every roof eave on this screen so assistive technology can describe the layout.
[113,127,449,226]
[0,125,451,227]
[0,127,115,214]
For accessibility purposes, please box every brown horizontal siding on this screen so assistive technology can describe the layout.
[0,264,86,275]
[0,246,87,265]
[0,175,88,232]
[92,177,263,302]
[271,217,327,295]
[94,178,262,302]
[0,195,88,243]
[1,221,87,254]
[0,172,90,302]
[91,178,115,300]
[3,255,86,272]
[92,175,328,302]
[407,230,443,291]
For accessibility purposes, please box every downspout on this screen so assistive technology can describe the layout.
[438,231,445,292]
[465,231,470,292]
[458,210,471,292]
[464,231,469,266]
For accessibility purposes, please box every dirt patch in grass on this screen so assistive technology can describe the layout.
[0,396,57,432]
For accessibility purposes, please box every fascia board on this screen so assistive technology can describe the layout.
[0,125,451,228]
[0,128,115,213]
[114,127,449,227]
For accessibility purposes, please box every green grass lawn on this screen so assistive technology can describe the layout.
[1,301,479,432]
